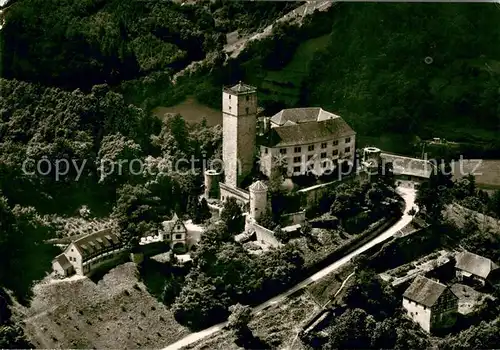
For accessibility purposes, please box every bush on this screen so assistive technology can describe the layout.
[257,208,277,230]
[310,214,340,229]
[343,211,373,235]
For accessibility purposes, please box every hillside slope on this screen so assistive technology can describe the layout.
[199,3,499,150]
[0,0,297,91]
[301,3,500,142]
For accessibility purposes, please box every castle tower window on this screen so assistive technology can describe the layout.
[332,150,339,156]
[321,152,327,159]
[280,148,287,154]
[293,166,301,173]
[175,234,182,239]
[293,156,301,163]
[321,142,327,149]
[294,147,301,153]
[345,137,351,143]
[264,148,268,154]
[345,147,351,153]
[333,140,339,146]
[308,145,314,152]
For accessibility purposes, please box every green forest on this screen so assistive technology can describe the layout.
[233,3,500,153]
[302,4,500,143]
[177,4,500,155]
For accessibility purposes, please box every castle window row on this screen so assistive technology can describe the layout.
[227,94,251,101]
[282,148,350,163]
[279,138,352,155]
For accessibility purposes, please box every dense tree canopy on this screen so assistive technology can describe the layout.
[0,194,57,301]
[172,223,304,330]
[441,321,500,349]
[220,198,244,235]
[2,0,296,91]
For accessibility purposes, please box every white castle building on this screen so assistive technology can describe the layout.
[259,107,356,177]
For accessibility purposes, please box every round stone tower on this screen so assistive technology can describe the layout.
[249,180,268,221]
[363,147,381,164]
[204,169,221,199]
[362,147,382,181]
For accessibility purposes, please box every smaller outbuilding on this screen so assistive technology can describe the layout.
[52,253,74,278]
[455,251,499,287]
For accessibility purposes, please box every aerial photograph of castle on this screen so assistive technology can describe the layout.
[1,0,499,349]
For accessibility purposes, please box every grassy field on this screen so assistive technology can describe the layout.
[152,96,222,126]
[423,116,500,144]
[357,133,421,157]
[16,263,189,349]
[245,34,330,108]
[444,203,500,233]
[451,159,500,190]
[306,262,354,307]
[295,228,355,268]
[185,288,319,350]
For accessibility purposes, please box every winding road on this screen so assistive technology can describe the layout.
[164,186,417,350]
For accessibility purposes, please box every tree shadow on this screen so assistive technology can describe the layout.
[88,255,131,284]
[138,258,172,299]
[2,242,60,305]
[138,258,188,303]
[234,328,272,350]
[234,335,271,349]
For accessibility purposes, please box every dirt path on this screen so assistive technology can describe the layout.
[163,186,417,350]
[172,1,336,84]
[224,0,335,59]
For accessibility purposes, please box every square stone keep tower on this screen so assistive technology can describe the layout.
[222,82,257,188]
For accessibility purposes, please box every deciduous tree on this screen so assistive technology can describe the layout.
[220,197,244,235]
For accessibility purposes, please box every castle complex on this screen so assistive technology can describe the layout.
[206,81,435,221]
[53,81,437,279]
[205,81,358,223]
[259,107,356,177]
